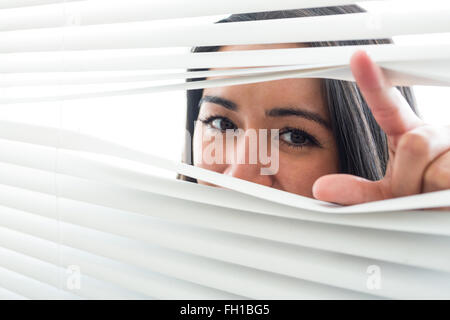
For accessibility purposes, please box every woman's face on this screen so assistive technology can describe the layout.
[193,44,339,198]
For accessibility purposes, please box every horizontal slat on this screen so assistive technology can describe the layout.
[0,244,147,300]
[0,69,214,87]
[0,65,346,87]
[2,196,450,299]
[0,120,447,213]
[1,58,449,88]
[0,0,81,10]
[0,287,28,300]
[0,162,450,279]
[1,7,449,53]
[0,265,80,300]
[0,138,448,236]
[0,225,244,299]
[1,61,448,104]
[9,44,450,76]
[0,204,373,299]
[0,0,372,31]
[6,43,448,73]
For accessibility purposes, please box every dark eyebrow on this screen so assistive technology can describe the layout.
[199,95,238,111]
[266,107,331,130]
[199,96,330,130]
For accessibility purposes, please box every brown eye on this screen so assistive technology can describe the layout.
[200,116,237,132]
[212,118,236,131]
[279,128,319,148]
[280,131,307,146]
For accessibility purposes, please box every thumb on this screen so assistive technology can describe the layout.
[312,174,385,205]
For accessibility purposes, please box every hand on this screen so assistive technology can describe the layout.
[312,50,450,209]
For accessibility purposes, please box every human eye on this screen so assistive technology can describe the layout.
[278,127,322,148]
[199,115,238,132]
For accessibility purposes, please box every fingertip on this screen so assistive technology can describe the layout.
[351,50,387,92]
[312,174,383,205]
[312,175,333,201]
[350,51,370,84]
[311,178,322,199]
[350,50,370,71]
[351,50,369,64]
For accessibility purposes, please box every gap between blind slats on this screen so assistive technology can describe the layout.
[1,8,449,53]
[0,226,243,300]
[1,194,449,299]
[0,206,373,300]
[0,0,374,31]
[0,161,450,276]
[0,120,448,213]
[0,137,448,236]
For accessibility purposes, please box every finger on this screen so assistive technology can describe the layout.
[391,125,450,197]
[423,149,450,193]
[350,50,423,139]
[312,174,386,205]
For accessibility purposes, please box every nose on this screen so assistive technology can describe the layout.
[223,130,275,187]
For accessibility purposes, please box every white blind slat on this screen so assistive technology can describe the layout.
[2,58,449,88]
[0,243,149,300]
[2,43,447,73]
[0,0,81,10]
[0,265,80,300]
[0,0,373,31]
[0,65,347,87]
[1,61,449,104]
[0,287,28,300]
[1,8,449,53]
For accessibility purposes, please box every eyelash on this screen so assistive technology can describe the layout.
[199,115,321,149]
[199,115,237,131]
[278,127,322,149]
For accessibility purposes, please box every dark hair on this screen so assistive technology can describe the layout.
[179,5,418,183]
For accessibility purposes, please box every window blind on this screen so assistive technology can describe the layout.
[0,0,449,300]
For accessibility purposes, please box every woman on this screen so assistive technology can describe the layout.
[179,5,450,208]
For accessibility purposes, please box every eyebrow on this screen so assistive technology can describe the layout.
[199,94,330,130]
[266,107,331,130]
[199,95,237,111]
